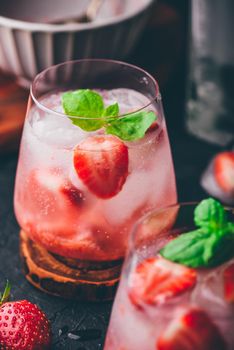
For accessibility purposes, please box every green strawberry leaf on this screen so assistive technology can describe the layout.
[0,280,11,306]
[160,198,234,268]
[105,111,157,141]
[62,89,105,131]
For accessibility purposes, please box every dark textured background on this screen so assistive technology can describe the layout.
[0,1,222,349]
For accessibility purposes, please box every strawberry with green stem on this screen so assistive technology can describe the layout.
[0,281,51,350]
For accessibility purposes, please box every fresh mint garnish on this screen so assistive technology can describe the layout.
[194,198,227,232]
[102,102,119,118]
[105,111,156,141]
[62,89,157,141]
[160,198,234,268]
[62,90,105,131]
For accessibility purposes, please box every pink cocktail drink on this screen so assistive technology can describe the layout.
[104,200,234,349]
[14,60,177,265]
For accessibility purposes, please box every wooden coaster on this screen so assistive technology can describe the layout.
[20,230,121,301]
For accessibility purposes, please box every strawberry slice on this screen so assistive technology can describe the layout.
[128,257,197,307]
[224,262,234,303]
[157,307,227,350]
[73,135,129,199]
[148,120,159,132]
[60,183,84,206]
[20,168,85,229]
[29,168,84,207]
[214,151,234,193]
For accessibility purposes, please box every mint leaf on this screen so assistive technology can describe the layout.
[160,198,234,268]
[62,89,104,118]
[160,228,234,268]
[62,89,157,140]
[106,111,156,141]
[206,233,234,267]
[194,198,227,231]
[160,229,211,267]
[62,89,105,131]
[103,103,119,118]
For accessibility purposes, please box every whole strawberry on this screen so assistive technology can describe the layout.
[0,281,51,349]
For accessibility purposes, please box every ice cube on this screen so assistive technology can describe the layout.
[39,92,64,112]
[108,280,165,350]
[191,264,232,314]
[100,88,152,115]
[190,262,234,348]
[102,171,152,225]
[30,109,87,148]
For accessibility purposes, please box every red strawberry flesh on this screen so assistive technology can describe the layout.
[148,120,159,132]
[128,257,197,307]
[73,135,129,199]
[0,300,51,350]
[60,183,84,206]
[157,307,227,350]
[214,151,234,193]
[224,262,234,303]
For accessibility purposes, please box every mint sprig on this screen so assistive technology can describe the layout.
[62,89,105,131]
[106,111,156,141]
[102,102,119,118]
[194,198,227,232]
[62,89,157,141]
[160,198,234,268]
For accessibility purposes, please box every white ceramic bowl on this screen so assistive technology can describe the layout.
[0,0,154,83]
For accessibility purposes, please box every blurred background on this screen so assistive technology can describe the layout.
[0,0,188,151]
[1,0,233,230]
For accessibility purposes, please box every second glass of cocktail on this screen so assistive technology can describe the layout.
[104,199,234,349]
[14,59,177,300]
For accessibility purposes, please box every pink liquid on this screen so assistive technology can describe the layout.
[14,89,177,261]
[104,244,234,349]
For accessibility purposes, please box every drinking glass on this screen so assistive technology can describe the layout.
[14,59,177,299]
[104,203,234,349]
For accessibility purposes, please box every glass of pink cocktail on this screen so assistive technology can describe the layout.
[14,59,177,299]
[104,199,234,349]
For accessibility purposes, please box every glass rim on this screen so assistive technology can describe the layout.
[129,201,234,250]
[30,58,161,121]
